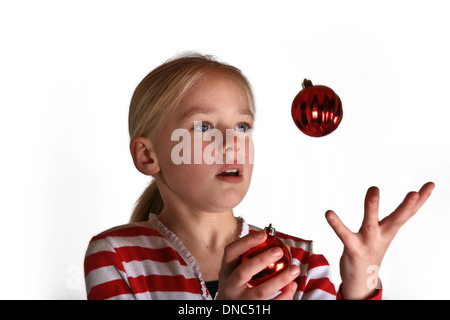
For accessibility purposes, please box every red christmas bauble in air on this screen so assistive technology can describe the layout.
[291,79,343,137]
[239,224,292,287]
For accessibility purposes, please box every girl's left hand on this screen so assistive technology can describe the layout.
[325,181,435,300]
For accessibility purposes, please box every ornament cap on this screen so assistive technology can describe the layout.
[302,79,313,89]
[264,223,276,236]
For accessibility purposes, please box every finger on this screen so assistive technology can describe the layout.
[379,191,419,238]
[249,265,300,300]
[325,210,355,246]
[232,247,285,288]
[271,281,298,300]
[361,186,380,234]
[220,231,267,277]
[380,182,435,238]
[413,181,435,212]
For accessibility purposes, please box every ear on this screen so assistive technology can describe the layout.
[130,137,160,176]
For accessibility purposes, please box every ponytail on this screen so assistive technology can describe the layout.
[130,179,164,222]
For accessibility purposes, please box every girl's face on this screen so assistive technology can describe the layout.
[153,71,254,214]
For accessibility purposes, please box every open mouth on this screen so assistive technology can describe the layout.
[216,165,244,183]
[218,169,240,177]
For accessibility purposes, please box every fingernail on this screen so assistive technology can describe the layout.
[254,231,265,239]
[270,247,282,257]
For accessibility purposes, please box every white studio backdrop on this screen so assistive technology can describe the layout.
[1,0,449,299]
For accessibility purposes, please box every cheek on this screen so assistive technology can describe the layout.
[168,162,220,195]
[246,163,254,176]
[244,164,254,187]
[182,164,213,183]
[244,136,255,164]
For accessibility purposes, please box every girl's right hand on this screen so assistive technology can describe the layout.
[216,231,300,300]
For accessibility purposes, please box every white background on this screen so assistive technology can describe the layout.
[1,0,449,299]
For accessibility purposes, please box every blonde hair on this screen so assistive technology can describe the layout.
[128,53,255,222]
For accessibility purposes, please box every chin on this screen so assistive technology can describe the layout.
[210,190,247,212]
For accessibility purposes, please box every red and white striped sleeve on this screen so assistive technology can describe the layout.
[296,250,337,299]
[84,235,135,300]
[84,225,206,300]
[274,232,337,299]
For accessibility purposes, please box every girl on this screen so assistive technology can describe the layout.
[84,53,434,300]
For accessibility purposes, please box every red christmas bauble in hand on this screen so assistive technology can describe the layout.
[291,79,343,137]
[239,224,292,287]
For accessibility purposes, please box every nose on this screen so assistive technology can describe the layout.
[222,130,240,154]
[211,129,253,165]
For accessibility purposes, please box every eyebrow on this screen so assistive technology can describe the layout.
[180,107,214,120]
[180,106,254,120]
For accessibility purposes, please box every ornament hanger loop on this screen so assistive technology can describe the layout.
[264,223,276,236]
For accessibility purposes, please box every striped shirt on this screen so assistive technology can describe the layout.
[84,214,380,300]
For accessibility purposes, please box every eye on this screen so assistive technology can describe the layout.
[194,122,212,132]
[234,123,251,132]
